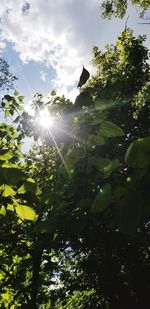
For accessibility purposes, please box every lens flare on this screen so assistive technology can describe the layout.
[39,109,55,128]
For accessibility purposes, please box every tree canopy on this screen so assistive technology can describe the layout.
[0,25,150,309]
[100,0,150,19]
[0,58,17,91]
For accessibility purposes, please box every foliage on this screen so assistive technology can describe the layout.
[0,29,150,309]
[54,290,96,309]
[0,58,17,90]
[100,0,150,19]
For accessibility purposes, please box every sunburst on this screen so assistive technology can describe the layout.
[38,109,55,128]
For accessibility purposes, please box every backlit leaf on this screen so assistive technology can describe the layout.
[2,184,16,197]
[0,150,13,161]
[7,204,14,212]
[0,205,6,216]
[16,204,37,221]
[1,292,10,300]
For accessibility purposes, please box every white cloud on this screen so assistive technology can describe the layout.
[2,0,146,99]
[40,70,48,82]
[0,41,6,53]
[0,0,100,95]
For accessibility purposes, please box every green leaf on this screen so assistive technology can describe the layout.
[91,184,112,213]
[1,292,10,300]
[5,110,10,118]
[0,206,6,216]
[18,179,41,195]
[18,184,30,194]
[2,185,16,197]
[34,218,57,233]
[26,177,35,183]
[51,89,56,96]
[0,150,13,161]
[34,221,52,233]
[0,164,24,185]
[125,136,150,169]
[88,156,111,171]
[18,96,24,102]
[88,156,119,177]
[2,163,19,168]
[103,159,120,178]
[7,204,14,212]
[15,204,37,221]
[91,111,106,125]
[14,89,19,96]
[95,99,119,111]
[87,134,105,147]
[100,121,124,137]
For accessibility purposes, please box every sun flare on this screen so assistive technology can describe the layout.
[38,109,55,128]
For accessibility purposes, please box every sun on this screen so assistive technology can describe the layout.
[38,109,55,128]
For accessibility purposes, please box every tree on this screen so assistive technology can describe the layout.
[0,58,17,90]
[100,0,150,19]
[53,29,150,309]
[0,29,150,309]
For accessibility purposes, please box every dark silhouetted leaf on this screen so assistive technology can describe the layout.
[74,91,93,108]
[77,67,90,88]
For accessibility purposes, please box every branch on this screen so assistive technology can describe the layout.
[31,245,43,309]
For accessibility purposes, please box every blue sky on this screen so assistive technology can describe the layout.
[0,0,150,102]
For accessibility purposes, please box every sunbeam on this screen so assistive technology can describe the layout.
[47,128,70,176]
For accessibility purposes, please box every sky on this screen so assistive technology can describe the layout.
[0,0,150,103]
